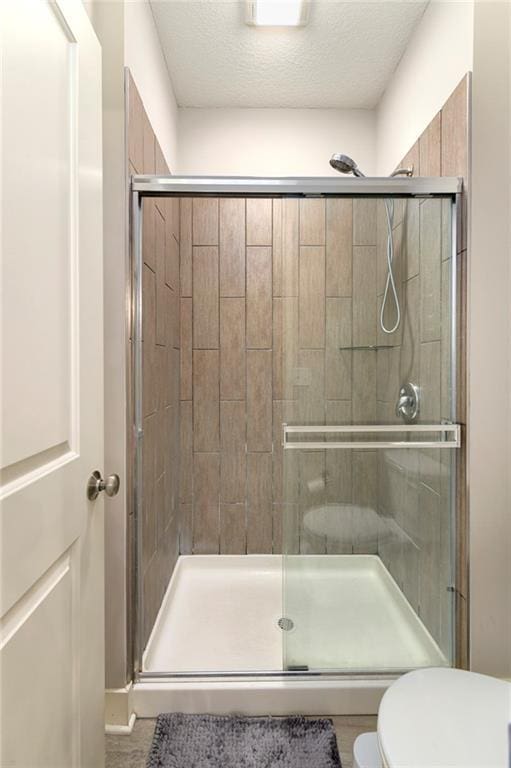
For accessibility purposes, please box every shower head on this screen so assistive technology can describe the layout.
[329,150,404,335]
[329,153,365,177]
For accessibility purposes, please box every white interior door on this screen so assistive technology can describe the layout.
[0,1,104,766]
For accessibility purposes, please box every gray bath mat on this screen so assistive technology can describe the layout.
[146,713,342,768]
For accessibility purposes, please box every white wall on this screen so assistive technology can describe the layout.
[177,0,474,179]
[376,0,474,174]
[468,0,511,679]
[83,0,129,691]
[177,108,376,176]
[124,1,178,170]
[85,0,180,692]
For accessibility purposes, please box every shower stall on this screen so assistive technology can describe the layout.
[130,175,463,713]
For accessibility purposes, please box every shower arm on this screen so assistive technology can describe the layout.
[390,166,414,177]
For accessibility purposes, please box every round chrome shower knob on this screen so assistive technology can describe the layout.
[396,382,420,423]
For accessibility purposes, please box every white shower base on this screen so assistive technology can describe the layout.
[143,555,282,673]
[135,554,447,717]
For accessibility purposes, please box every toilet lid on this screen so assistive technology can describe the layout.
[378,667,511,768]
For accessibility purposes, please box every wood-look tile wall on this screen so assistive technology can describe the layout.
[127,72,181,646]
[180,193,391,557]
[375,75,470,663]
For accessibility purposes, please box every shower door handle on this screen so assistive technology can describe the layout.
[87,470,120,501]
[282,423,461,450]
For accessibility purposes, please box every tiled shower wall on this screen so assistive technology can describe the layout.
[375,195,453,658]
[178,197,277,554]
[179,196,386,556]
[127,73,182,645]
[376,74,469,660]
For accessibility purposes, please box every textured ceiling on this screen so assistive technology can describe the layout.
[150,0,428,109]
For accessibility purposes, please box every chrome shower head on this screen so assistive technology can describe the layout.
[329,153,365,177]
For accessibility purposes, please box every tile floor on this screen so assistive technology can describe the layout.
[106,714,378,768]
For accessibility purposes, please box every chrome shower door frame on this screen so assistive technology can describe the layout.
[130,175,463,682]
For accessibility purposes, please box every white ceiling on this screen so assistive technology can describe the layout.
[150,0,428,109]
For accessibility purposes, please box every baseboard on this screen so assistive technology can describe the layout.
[133,677,390,717]
[105,682,136,733]
[105,712,137,735]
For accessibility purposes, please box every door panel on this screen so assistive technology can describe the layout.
[1,549,77,767]
[0,1,103,766]
[2,0,74,469]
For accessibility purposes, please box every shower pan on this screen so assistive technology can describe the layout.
[130,174,463,715]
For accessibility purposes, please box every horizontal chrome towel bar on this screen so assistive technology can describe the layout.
[283,423,461,450]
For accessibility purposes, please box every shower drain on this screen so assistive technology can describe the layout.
[277,617,294,631]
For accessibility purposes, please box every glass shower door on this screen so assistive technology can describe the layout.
[278,194,458,673]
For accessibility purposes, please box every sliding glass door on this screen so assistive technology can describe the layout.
[279,195,458,672]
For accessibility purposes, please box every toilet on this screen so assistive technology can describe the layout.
[354,667,511,768]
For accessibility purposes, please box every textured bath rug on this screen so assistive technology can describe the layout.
[146,713,342,768]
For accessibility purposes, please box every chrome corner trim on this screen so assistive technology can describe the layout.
[450,192,460,667]
[131,189,144,678]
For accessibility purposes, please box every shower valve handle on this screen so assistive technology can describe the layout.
[396,382,420,423]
